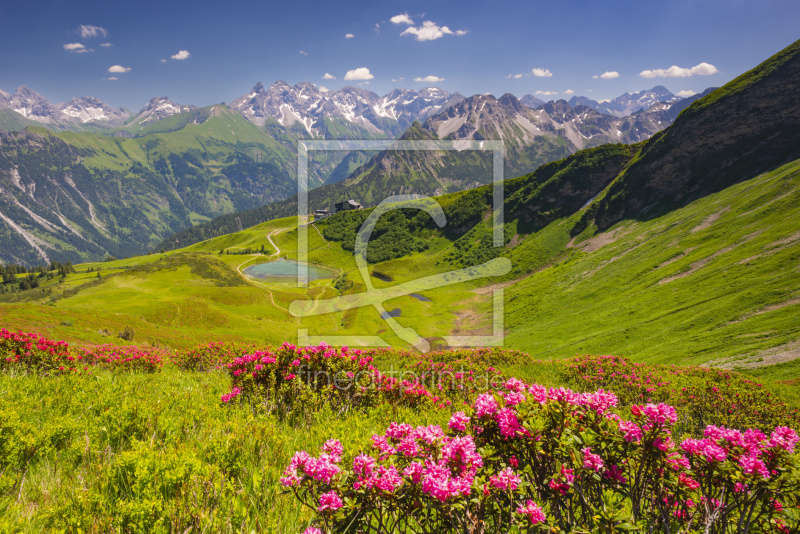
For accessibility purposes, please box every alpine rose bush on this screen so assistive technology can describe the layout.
[220,343,509,419]
[565,354,799,432]
[0,328,71,374]
[284,378,800,534]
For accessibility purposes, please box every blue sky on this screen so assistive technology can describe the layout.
[0,0,797,110]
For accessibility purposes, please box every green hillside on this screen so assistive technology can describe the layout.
[0,105,300,265]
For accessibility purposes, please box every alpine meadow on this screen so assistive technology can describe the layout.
[1,3,800,533]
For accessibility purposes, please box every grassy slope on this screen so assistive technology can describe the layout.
[1,157,799,381]
[503,158,800,370]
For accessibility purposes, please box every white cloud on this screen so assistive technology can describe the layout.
[535,90,558,96]
[414,75,445,83]
[318,86,329,93]
[160,59,167,63]
[78,25,107,38]
[598,99,611,103]
[375,23,380,35]
[322,73,336,80]
[564,89,575,94]
[344,67,374,81]
[345,33,354,39]
[357,81,370,85]
[400,20,466,41]
[100,42,113,47]
[390,13,414,25]
[593,71,619,80]
[506,73,523,79]
[391,77,404,82]
[171,50,191,60]
[107,65,131,73]
[531,68,553,78]
[106,76,118,81]
[455,29,468,36]
[640,62,718,78]
[63,43,90,53]
[676,89,698,97]
[299,50,308,56]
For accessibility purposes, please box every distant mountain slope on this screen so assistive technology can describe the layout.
[567,85,679,117]
[588,39,800,230]
[229,81,463,138]
[0,86,131,130]
[0,105,298,264]
[122,97,198,133]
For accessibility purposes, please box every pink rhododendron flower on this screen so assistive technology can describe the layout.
[503,390,527,407]
[679,473,700,489]
[582,447,604,472]
[448,411,469,432]
[618,420,642,443]
[517,500,546,524]
[739,455,770,479]
[496,408,522,438]
[364,465,403,493]
[397,437,421,457]
[770,427,799,452]
[403,461,424,484]
[321,439,343,461]
[527,383,548,404]
[474,393,500,418]
[489,467,521,491]
[318,491,343,512]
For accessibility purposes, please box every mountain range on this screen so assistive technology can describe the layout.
[0,83,695,135]
[0,80,709,265]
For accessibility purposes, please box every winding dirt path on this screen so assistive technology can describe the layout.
[267,228,284,256]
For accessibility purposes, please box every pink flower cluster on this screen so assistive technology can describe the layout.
[517,500,546,524]
[280,443,343,487]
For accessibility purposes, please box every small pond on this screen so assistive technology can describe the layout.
[380,308,402,319]
[243,259,336,282]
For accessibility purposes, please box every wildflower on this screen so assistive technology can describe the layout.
[321,439,343,461]
[317,491,343,512]
[496,408,522,438]
[678,473,700,489]
[582,447,604,472]
[739,455,770,479]
[517,500,546,524]
[448,411,469,432]
[474,393,499,418]
[769,427,799,452]
[353,454,376,478]
[490,467,521,491]
[619,420,643,443]
[365,465,403,493]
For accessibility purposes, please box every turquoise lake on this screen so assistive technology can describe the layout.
[243,259,336,282]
